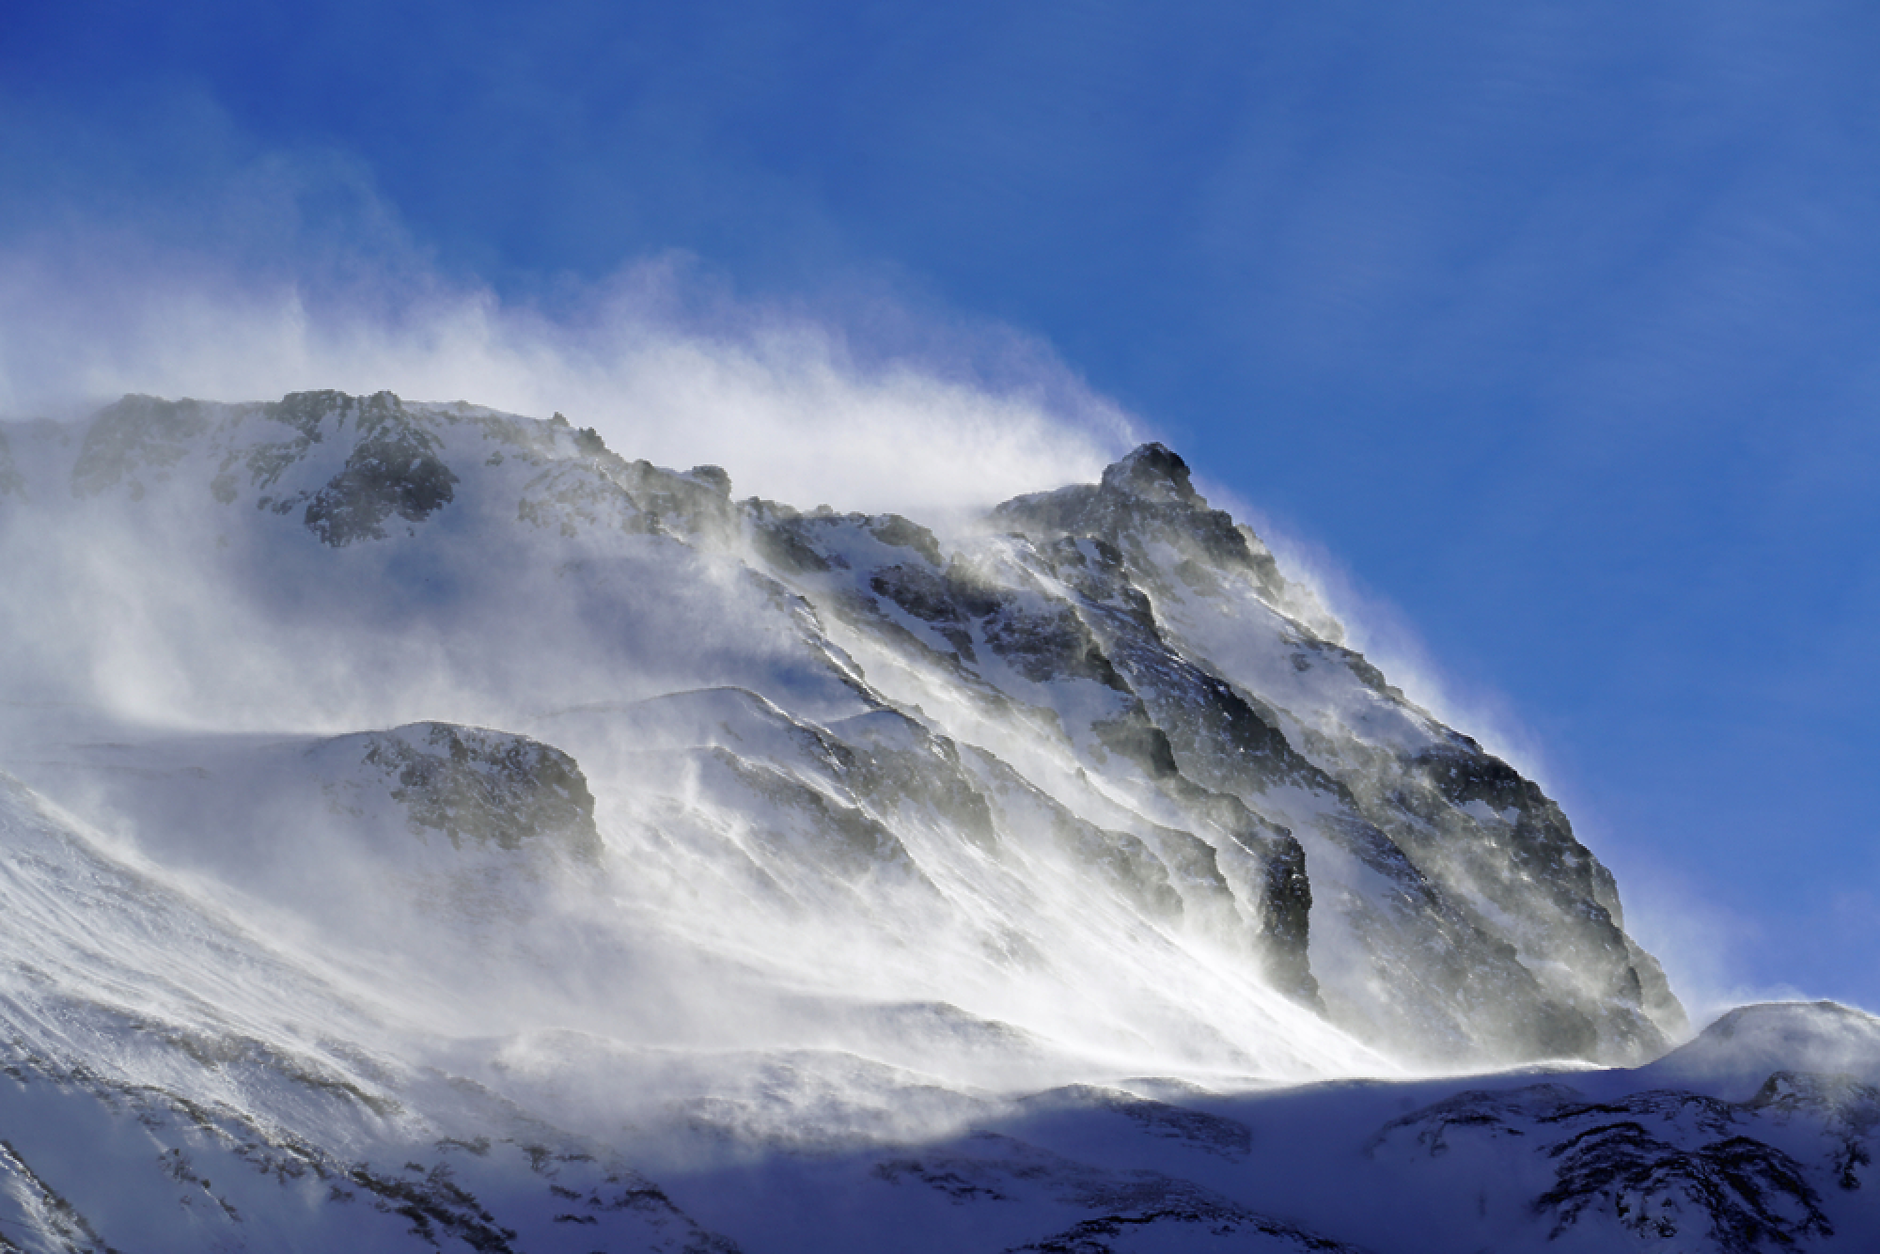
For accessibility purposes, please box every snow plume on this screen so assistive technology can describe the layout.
[0,238,1131,522]
[0,159,1131,730]
[1198,475,1552,783]
[0,437,816,737]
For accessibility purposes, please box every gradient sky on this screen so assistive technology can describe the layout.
[5,0,1879,1018]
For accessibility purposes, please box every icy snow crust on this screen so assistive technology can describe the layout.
[0,391,1862,1250]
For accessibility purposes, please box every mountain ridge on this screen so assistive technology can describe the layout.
[5,389,1851,1251]
[0,388,1680,1068]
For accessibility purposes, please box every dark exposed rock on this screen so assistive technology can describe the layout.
[1537,1124,1830,1250]
[355,722,600,860]
[983,598,1132,692]
[1099,442,1201,505]
[613,456,738,538]
[299,392,458,546]
[1251,829,1316,1002]
[1091,710,1179,779]
[871,562,964,627]
[1747,1071,1880,1191]
[866,513,945,565]
[1540,1089,1746,1138]
[1289,639,1401,700]
[1018,528,1328,797]
[993,443,1295,614]
[1376,1076,1840,1252]
[744,501,837,573]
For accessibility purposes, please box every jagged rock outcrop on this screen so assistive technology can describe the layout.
[295,392,459,545]
[347,722,601,859]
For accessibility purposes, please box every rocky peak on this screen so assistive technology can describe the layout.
[1099,443,1200,506]
[993,442,1306,624]
[994,442,1246,566]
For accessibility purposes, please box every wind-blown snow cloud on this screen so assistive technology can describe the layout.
[0,206,1132,522]
[1197,475,1553,779]
[0,137,1133,746]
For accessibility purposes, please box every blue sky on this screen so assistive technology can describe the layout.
[5,0,1879,1016]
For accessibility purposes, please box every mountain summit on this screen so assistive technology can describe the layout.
[4,392,1850,1252]
[0,392,1680,1066]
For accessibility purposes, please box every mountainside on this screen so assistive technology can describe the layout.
[0,390,1867,1251]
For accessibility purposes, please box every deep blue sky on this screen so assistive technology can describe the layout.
[6,0,1879,1016]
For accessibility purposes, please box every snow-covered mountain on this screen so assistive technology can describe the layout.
[0,390,1870,1251]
